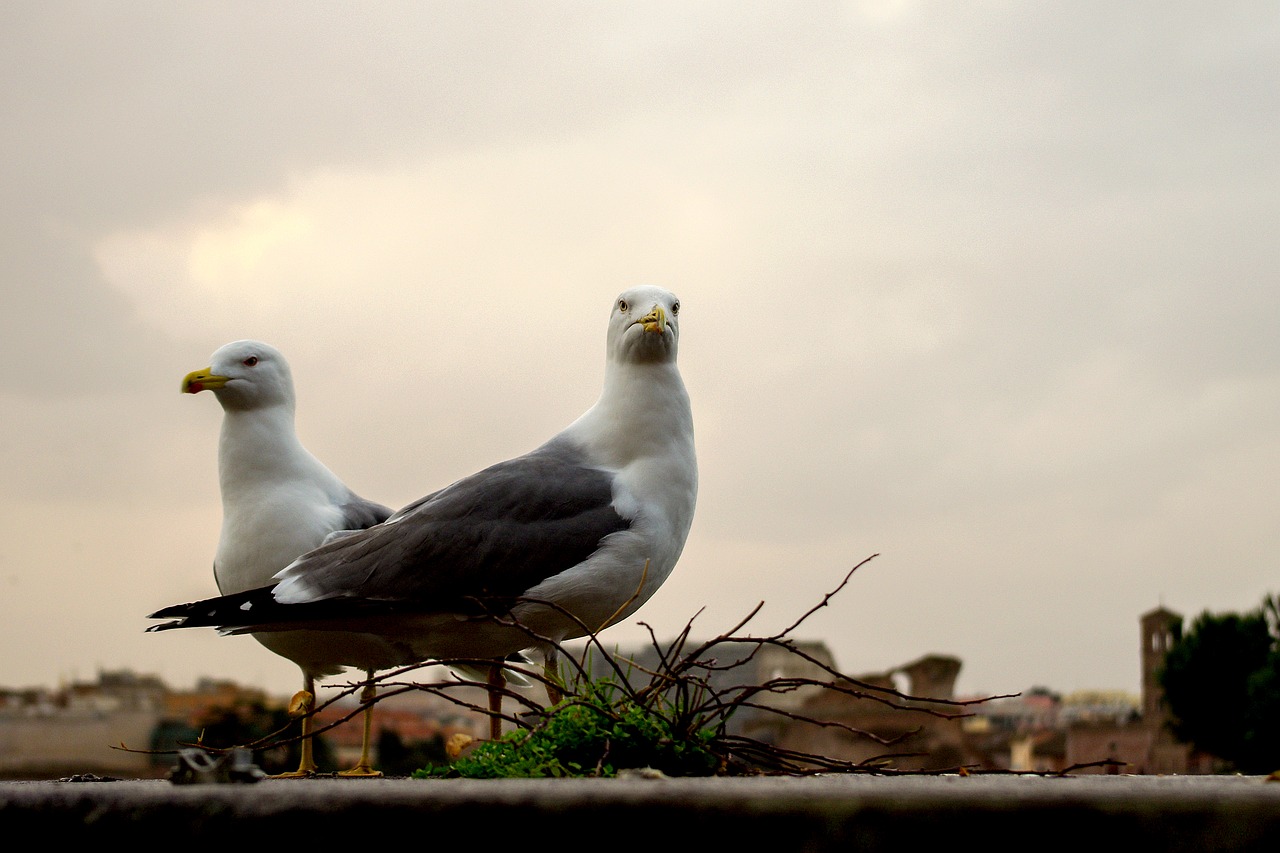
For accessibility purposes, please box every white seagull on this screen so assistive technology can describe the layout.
[178,339,393,777]
[150,286,697,736]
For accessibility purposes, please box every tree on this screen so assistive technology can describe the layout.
[1158,594,1280,773]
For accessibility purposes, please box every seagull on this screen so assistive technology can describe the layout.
[178,339,393,777]
[150,286,697,739]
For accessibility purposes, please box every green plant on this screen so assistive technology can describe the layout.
[419,676,721,779]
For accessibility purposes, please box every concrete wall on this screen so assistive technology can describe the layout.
[0,709,162,779]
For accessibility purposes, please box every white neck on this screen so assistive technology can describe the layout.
[562,359,694,468]
[217,404,316,496]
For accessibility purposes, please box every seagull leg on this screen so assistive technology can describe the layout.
[272,674,318,778]
[338,671,382,777]
[542,647,564,706]
[487,663,505,740]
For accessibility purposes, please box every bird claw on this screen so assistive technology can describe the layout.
[337,765,383,778]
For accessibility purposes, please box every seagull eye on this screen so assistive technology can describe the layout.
[671,301,680,315]
[243,356,259,367]
[618,300,629,313]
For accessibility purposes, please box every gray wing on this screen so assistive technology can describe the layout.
[342,493,394,529]
[326,493,394,541]
[277,442,631,609]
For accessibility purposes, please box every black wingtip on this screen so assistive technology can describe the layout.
[147,602,196,619]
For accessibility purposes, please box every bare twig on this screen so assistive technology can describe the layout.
[140,556,1028,777]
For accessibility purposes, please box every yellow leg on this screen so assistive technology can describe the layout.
[272,677,318,778]
[338,672,382,777]
[487,663,505,740]
[543,648,563,706]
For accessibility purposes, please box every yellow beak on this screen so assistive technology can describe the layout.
[181,367,231,394]
[639,305,667,334]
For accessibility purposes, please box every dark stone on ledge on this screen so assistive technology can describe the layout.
[1,774,1278,851]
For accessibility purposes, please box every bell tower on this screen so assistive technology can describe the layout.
[1139,606,1182,721]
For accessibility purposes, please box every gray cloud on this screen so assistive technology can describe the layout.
[1,2,1276,700]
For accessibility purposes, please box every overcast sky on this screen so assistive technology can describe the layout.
[2,2,1276,704]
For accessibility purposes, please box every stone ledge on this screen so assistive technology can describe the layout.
[1,774,1277,851]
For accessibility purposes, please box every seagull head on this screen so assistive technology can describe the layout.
[182,340,296,412]
[607,286,681,365]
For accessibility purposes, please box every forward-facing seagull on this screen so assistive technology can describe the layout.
[150,286,697,733]
[179,339,393,777]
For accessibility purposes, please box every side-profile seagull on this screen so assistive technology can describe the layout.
[150,286,698,735]
[178,340,393,777]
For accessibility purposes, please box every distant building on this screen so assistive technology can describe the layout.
[772,652,993,771]
[0,606,1220,778]
[0,668,497,780]
[161,677,271,727]
[1063,606,1213,774]
[0,670,167,779]
[1059,690,1141,726]
[586,605,1217,775]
